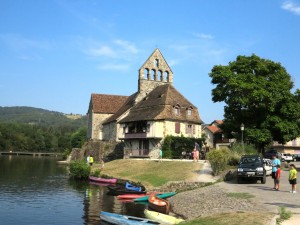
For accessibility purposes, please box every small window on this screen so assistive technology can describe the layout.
[187,108,192,116]
[155,59,159,67]
[174,105,180,115]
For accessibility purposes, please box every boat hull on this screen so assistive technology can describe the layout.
[100,211,159,225]
[107,186,147,195]
[144,209,184,225]
[117,194,147,199]
[134,192,176,202]
[148,194,170,214]
[89,176,117,184]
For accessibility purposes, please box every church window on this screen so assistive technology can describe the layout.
[155,59,159,67]
[144,68,149,79]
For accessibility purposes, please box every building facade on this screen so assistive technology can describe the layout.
[88,49,203,158]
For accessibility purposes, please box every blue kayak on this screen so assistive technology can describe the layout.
[100,211,160,225]
[125,181,143,192]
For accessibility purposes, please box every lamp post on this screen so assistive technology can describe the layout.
[240,123,244,151]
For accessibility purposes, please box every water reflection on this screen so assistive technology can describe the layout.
[0,155,146,225]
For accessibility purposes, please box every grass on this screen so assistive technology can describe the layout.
[92,159,202,188]
[227,192,255,199]
[179,212,273,225]
[276,207,292,225]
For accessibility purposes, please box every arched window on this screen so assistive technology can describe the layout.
[164,71,169,82]
[151,69,156,80]
[144,68,149,79]
[158,70,163,81]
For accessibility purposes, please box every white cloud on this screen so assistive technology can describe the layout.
[97,63,130,71]
[114,39,138,54]
[282,1,300,15]
[84,45,116,57]
[193,33,214,40]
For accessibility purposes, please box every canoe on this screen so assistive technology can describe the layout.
[148,193,170,214]
[117,193,148,199]
[134,192,176,202]
[100,211,160,225]
[89,176,117,184]
[107,186,147,195]
[125,181,143,192]
[144,209,184,225]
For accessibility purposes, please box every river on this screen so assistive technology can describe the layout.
[0,155,146,225]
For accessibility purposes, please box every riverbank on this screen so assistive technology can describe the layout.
[90,159,277,224]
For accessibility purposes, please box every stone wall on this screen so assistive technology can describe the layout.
[87,113,113,140]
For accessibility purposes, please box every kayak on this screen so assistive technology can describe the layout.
[100,211,160,225]
[117,193,148,199]
[89,176,117,184]
[148,193,170,214]
[107,186,147,195]
[125,181,143,191]
[144,209,184,225]
[134,192,176,202]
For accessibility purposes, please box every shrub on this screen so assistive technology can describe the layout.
[228,152,241,166]
[90,169,101,177]
[62,148,72,160]
[69,160,90,180]
[206,148,231,175]
[230,143,257,155]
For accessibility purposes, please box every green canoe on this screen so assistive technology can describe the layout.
[133,191,176,202]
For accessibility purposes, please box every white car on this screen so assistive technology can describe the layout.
[281,153,293,163]
[263,158,272,176]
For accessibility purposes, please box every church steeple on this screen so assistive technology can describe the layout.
[138,48,173,94]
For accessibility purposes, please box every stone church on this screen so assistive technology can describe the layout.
[87,49,203,158]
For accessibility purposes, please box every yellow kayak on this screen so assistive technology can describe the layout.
[144,209,184,224]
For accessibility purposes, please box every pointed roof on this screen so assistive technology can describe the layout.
[205,125,221,134]
[119,84,203,124]
[139,48,173,73]
[89,94,128,114]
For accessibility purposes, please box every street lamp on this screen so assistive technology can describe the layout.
[240,123,244,151]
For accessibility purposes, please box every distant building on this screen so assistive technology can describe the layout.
[272,138,300,154]
[202,120,233,149]
[87,48,204,158]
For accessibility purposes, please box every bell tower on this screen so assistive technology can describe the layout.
[137,49,173,100]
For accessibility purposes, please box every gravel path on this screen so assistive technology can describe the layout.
[169,184,264,220]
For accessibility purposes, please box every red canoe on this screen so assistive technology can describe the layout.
[89,176,117,184]
[117,193,148,199]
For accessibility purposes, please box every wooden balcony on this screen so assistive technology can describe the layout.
[124,133,147,139]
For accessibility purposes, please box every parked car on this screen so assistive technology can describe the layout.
[263,158,272,176]
[237,155,266,184]
[264,149,281,159]
[292,154,300,161]
[281,153,293,163]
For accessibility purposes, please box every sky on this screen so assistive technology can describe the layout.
[1,0,300,124]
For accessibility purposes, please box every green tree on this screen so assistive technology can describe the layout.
[209,54,300,151]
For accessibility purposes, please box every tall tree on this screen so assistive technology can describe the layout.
[209,54,300,150]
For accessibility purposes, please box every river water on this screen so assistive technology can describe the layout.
[0,155,145,225]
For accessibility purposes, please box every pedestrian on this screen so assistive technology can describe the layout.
[275,164,281,191]
[271,154,281,189]
[89,155,94,166]
[159,148,163,162]
[289,164,297,193]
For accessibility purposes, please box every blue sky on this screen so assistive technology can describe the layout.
[1,0,300,123]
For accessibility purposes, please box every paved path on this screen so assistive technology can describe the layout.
[199,161,300,225]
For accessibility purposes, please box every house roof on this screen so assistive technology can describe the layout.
[119,84,203,124]
[89,94,128,114]
[103,92,138,124]
[205,125,221,134]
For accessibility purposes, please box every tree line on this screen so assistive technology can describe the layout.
[0,122,87,152]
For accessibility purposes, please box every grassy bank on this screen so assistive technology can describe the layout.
[180,212,274,225]
[92,159,202,188]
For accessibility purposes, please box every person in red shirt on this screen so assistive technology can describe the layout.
[275,164,281,191]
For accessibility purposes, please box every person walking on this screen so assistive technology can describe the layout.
[289,164,297,193]
[89,155,94,166]
[275,165,281,191]
[271,155,281,189]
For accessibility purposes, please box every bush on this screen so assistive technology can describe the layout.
[69,160,91,180]
[90,169,101,177]
[206,148,231,175]
[230,143,257,155]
